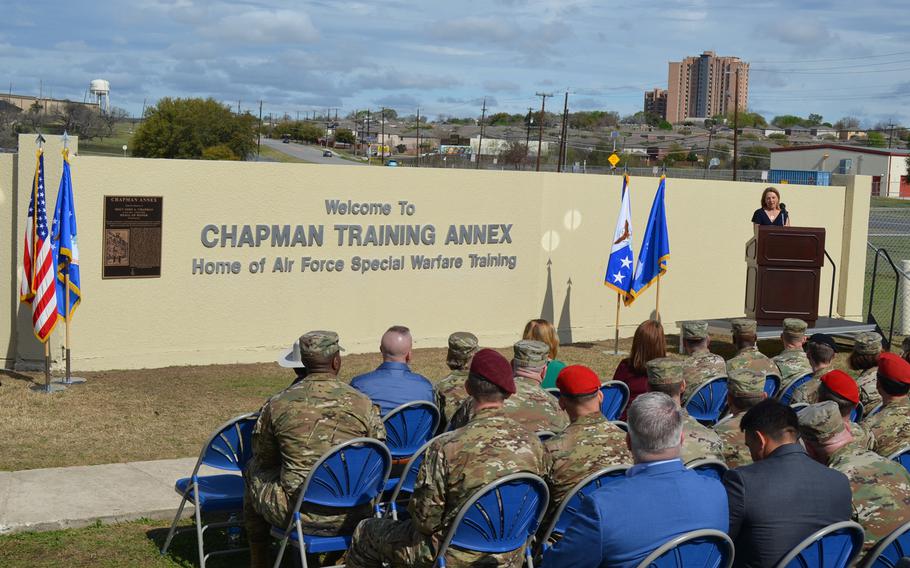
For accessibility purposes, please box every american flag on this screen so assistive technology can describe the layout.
[19,150,59,342]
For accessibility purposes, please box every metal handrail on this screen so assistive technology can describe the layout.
[865,242,905,349]
[823,249,836,318]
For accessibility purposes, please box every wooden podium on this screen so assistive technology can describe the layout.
[745,226,825,327]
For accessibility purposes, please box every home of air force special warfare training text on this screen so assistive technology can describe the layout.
[192,199,518,275]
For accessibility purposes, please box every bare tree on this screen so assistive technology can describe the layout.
[499,140,529,170]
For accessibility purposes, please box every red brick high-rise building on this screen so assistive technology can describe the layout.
[665,51,748,124]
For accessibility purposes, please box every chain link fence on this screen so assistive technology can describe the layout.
[865,206,910,346]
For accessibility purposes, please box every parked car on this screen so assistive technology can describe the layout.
[323,150,333,157]
[386,160,399,167]
[281,135,290,143]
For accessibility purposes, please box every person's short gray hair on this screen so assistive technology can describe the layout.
[627,392,683,458]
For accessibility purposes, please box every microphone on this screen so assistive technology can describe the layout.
[780,203,786,210]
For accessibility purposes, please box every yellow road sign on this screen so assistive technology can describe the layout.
[608,153,620,167]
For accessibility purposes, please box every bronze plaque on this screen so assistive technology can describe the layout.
[103,196,163,278]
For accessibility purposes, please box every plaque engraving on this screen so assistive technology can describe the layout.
[103,196,163,278]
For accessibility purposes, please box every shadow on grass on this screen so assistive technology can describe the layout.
[0,369,38,385]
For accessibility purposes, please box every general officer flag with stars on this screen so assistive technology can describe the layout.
[51,148,81,319]
[624,175,669,306]
[604,173,635,296]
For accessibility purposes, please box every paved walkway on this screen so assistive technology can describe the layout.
[0,458,224,534]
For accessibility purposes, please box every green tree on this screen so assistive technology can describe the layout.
[335,128,355,144]
[723,111,767,128]
[866,131,886,148]
[738,145,771,169]
[132,98,257,159]
[201,144,239,160]
[772,115,805,128]
[806,113,823,126]
[488,112,523,126]
[658,120,672,131]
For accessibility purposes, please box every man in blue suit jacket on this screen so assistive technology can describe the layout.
[350,325,434,416]
[543,391,729,568]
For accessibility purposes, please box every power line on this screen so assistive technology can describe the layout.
[535,92,553,172]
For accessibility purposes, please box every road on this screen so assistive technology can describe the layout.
[260,138,367,166]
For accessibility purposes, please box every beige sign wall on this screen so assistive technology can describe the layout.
[1,135,870,371]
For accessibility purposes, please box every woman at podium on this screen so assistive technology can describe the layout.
[752,187,790,226]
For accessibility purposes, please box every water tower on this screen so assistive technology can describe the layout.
[89,79,110,113]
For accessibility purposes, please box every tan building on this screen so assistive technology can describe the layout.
[1,93,99,116]
[644,88,668,120]
[771,144,910,197]
[666,51,749,124]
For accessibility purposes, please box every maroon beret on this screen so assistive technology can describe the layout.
[820,370,859,404]
[557,365,602,397]
[878,352,910,385]
[470,348,516,394]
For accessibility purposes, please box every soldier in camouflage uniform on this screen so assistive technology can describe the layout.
[772,318,812,390]
[726,318,779,380]
[714,369,768,468]
[791,334,838,404]
[799,401,910,553]
[244,331,385,568]
[542,365,632,534]
[864,352,910,458]
[346,348,548,568]
[816,369,875,450]
[433,332,480,430]
[680,320,726,406]
[449,340,569,433]
[647,357,725,465]
[849,332,883,412]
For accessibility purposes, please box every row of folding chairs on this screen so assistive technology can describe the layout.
[546,381,631,421]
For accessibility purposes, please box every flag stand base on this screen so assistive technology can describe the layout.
[53,376,87,385]
[30,383,67,394]
[603,349,629,357]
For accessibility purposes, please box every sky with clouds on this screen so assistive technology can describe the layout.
[2,0,909,126]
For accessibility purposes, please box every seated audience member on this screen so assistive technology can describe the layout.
[799,400,910,553]
[450,340,569,433]
[345,349,547,568]
[723,399,852,568]
[772,318,812,387]
[714,369,767,468]
[244,331,385,568]
[647,357,725,465]
[542,392,728,568]
[276,336,308,387]
[816,370,874,450]
[434,332,480,429]
[726,318,778,379]
[680,320,726,405]
[790,333,837,404]
[612,319,667,412]
[524,319,565,389]
[543,365,632,533]
[849,332,883,411]
[864,352,910,458]
[350,325,433,416]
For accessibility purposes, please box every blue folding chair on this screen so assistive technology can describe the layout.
[888,445,910,476]
[386,434,450,521]
[867,403,884,418]
[774,520,865,568]
[382,401,439,491]
[686,458,729,482]
[600,381,630,421]
[538,465,629,552]
[635,529,735,568]
[270,438,392,568]
[611,420,629,432]
[161,412,258,568]
[536,430,557,442]
[685,377,728,426]
[859,519,910,568]
[435,473,549,568]
[765,374,782,398]
[851,401,865,423]
[778,373,813,406]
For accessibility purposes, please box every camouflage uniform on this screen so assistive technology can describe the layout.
[713,368,766,468]
[647,357,725,465]
[346,407,548,568]
[799,401,910,553]
[434,333,480,430]
[790,367,830,405]
[773,349,812,387]
[852,332,883,411]
[866,397,910,458]
[542,413,631,530]
[727,346,779,378]
[847,421,875,452]
[449,341,569,433]
[680,321,726,405]
[244,331,385,548]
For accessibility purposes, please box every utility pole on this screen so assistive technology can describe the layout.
[257,100,263,159]
[476,98,487,169]
[238,100,241,114]
[535,92,552,172]
[557,91,569,173]
[888,122,895,148]
[381,108,386,165]
[525,107,533,170]
[416,107,420,168]
[366,110,372,163]
[732,68,740,181]
[704,121,715,179]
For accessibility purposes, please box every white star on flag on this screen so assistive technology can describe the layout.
[612,271,625,284]
[620,256,632,269]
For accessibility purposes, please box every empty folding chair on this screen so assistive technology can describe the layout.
[270,437,391,568]
[686,458,729,482]
[160,412,258,568]
[859,519,910,568]
[774,520,865,568]
[778,373,813,406]
[435,473,549,568]
[888,445,910,476]
[600,381,631,421]
[635,529,734,568]
[685,377,728,426]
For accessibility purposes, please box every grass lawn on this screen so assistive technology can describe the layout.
[77,121,136,157]
[256,144,309,163]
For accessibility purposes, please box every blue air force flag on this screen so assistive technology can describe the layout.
[625,175,669,306]
[51,150,81,319]
[604,174,635,296]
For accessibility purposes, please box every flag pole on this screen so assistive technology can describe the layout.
[32,337,65,393]
[60,268,86,385]
[614,292,621,354]
[655,275,661,322]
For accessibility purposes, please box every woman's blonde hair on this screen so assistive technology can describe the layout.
[523,319,559,359]
[761,187,781,208]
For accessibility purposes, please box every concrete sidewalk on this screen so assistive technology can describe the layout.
[0,458,225,535]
